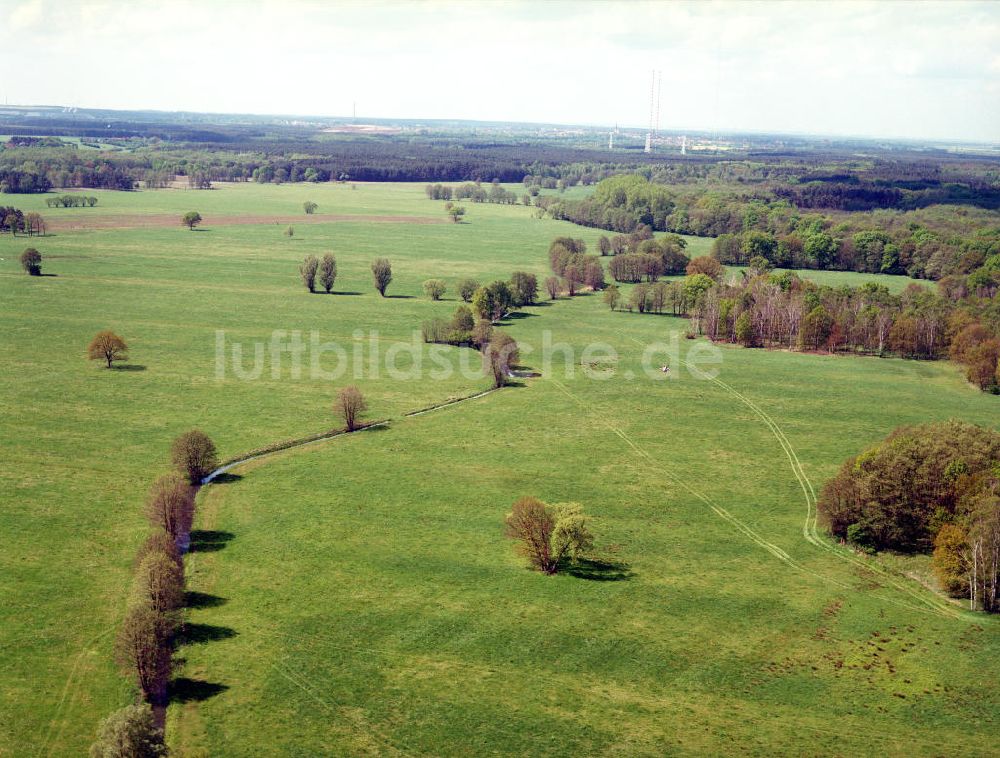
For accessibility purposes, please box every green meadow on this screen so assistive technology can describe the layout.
[1,182,996,756]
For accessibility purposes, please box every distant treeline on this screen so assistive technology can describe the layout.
[539,174,1000,280]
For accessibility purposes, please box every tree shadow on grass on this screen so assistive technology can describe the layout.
[109,364,146,371]
[499,311,538,323]
[386,294,415,299]
[178,623,238,646]
[188,530,235,553]
[330,290,363,296]
[565,558,634,582]
[209,472,242,485]
[184,591,227,609]
[169,678,229,703]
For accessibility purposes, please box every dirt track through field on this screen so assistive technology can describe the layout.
[45,213,446,232]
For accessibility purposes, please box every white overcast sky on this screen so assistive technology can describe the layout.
[3,0,999,142]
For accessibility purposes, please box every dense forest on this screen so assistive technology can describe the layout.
[540,174,1000,280]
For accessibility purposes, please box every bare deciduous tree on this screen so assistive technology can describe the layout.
[371,258,392,296]
[336,385,368,431]
[300,255,319,292]
[504,497,594,574]
[87,331,128,368]
[320,254,337,293]
[483,333,519,388]
[545,276,560,300]
[132,552,185,614]
[114,602,173,706]
[145,474,195,541]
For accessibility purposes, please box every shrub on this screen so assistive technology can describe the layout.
[171,429,218,485]
[504,497,593,574]
[423,279,447,301]
[303,200,318,214]
[19,247,41,275]
[603,284,621,310]
[89,704,167,758]
[336,385,367,431]
[457,278,480,303]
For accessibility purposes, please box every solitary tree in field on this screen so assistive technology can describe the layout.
[89,704,167,758]
[320,254,337,293]
[371,258,392,296]
[504,497,593,574]
[336,385,367,431]
[457,278,480,303]
[114,602,173,706]
[20,247,42,275]
[423,279,447,301]
[300,255,319,292]
[483,333,519,388]
[170,429,218,484]
[145,474,195,541]
[284,225,294,238]
[447,205,466,223]
[87,330,129,368]
[303,201,318,215]
[598,235,611,256]
[182,211,202,230]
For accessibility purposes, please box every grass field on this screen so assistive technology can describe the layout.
[1,182,996,756]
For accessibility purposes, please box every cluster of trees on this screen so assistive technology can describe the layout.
[300,254,337,293]
[425,180,521,205]
[44,194,98,208]
[0,206,45,235]
[547,238,605,296]
[504,497,593,574]
[109,430,217,720]
[541,174,1000,280]
[685,261,1000,392]
[818,422,1000,612]
[421,299,522,388]
[0,168,52,193]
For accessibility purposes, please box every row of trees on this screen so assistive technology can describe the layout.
[44,194,98,208]
[93,430,218,754]
[682,261,1000,391]
[818,421,1000,612]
